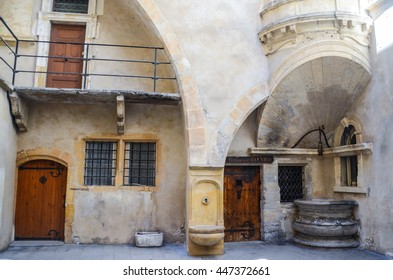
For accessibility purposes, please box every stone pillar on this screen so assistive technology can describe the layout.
[186,167,224,256]
[262,161,283,241]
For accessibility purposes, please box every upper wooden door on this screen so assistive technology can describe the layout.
[15,160,67,240]
[224,166,261,242]
[46,24,86,88]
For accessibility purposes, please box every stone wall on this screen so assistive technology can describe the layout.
[17,102,187,244]
[339,4,393,256]
[0,79,17,251]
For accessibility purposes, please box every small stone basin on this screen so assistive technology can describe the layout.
[293,199,359,248]
[188,225,225,247]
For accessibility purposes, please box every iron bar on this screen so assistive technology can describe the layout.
[12,40,19,85]
[0,17,19,41]
[18,39,164,50]
[83,43,89,89]
[153,48,158,92]
[0,57,13,70]
[18,54,171,65]
[0,36,16,55]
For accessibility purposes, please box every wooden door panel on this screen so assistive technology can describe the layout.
[15,160,67,240]
[224,166,261,242]
[46,24,85,88]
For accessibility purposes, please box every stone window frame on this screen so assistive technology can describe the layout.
[78,136,161,192]
[333,117,368,194]
[33,0,104,88]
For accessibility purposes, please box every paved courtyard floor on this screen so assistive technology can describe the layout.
[0,240,390,260]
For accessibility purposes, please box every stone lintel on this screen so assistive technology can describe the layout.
[13,87,181,106]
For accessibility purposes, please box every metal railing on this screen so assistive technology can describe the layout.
[0,17,176,92]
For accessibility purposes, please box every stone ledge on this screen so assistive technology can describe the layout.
[250,143,373,157]
[333,186,368,194]
[13,87,181,105]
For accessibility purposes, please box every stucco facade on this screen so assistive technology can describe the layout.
[0,0,392,257]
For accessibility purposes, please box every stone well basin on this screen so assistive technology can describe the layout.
[293,199,359,248]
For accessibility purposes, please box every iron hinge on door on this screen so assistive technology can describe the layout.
[224,221,255,239]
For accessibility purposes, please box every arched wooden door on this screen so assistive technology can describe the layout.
[15,160,67,240]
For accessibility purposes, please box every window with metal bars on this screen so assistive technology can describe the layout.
[124,142,156,186]
[278,166,304,203]
[84,141,117,186]
[53,0,89,14]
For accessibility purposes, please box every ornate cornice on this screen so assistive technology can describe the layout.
[259,11,373,55]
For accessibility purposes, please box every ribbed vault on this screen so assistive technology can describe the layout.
[257,56,371,148]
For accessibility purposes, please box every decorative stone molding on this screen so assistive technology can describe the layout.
[259,12,373,55]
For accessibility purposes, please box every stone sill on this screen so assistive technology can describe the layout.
[14,87,181,106]
[333,186,367,194]
[250,143,373,157]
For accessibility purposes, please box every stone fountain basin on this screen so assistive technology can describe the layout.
[188,225,225,247]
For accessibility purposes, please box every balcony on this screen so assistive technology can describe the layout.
[0,17,180,105]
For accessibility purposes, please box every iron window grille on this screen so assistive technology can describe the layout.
[278,166,304,203]
[84,141,117,186]
[124,142,156,186]
[53,0,89,14]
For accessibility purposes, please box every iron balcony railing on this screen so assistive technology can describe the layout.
[0,17,176,92]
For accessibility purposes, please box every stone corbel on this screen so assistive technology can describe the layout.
[9,91,29,132]
[116,94,125,134]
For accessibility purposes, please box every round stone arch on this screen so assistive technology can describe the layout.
[209,82,270,166]
[333,115,364,146]
[130,0,208,166]
[15,148,74,242]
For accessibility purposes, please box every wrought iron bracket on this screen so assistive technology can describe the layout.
[291,125,331,156]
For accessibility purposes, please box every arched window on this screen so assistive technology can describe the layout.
[340,125,358,186]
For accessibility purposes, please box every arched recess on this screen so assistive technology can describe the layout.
[258,43,372,149]
[15,148,74,241]
[210,82,270,166]
[129,0,208,166]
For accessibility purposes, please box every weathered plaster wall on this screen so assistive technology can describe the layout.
[227,110,257,156]
[0,82,17,251]
[17,103,187,243]
[149,0,269,165]
[338,5,393,255]
[89,0,176,92]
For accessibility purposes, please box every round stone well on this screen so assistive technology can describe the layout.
[293,199,359,248]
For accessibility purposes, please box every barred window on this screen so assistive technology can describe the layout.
[278,166,304,203]
[124,142,156,186]
[53,0,89,14]
[84,141,117,186]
